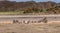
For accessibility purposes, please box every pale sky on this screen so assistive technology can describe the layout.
[9,0,60,3]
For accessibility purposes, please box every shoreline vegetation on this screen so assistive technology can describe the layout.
[0,1,60,15]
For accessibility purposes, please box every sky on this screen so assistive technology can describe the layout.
[9,0,60,3]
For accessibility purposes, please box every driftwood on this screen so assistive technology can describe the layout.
[22,20,30,24]
[37,17,48,23]
[13,17,48,24]
[13,20,20,24]
[42,17,47,23]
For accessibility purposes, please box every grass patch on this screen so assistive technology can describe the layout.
[0,11,24,15]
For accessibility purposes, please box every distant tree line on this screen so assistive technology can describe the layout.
[0,1,60,14]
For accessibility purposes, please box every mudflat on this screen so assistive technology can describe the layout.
[0,23,60,33]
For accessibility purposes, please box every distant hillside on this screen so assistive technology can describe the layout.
[0,1,60,14]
